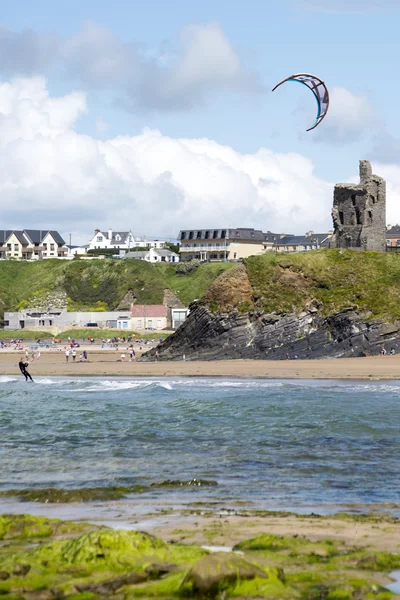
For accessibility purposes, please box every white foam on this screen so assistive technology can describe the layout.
[0,376,18,383]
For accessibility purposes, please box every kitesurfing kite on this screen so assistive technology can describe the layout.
[272,73,329,132]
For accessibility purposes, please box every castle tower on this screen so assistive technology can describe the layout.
[330,160,386,252]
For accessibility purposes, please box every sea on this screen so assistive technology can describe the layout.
[0,375,399,520]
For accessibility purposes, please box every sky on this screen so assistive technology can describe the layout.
[1,0,400,244]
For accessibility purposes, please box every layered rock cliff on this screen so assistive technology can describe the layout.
[141,251,400,361]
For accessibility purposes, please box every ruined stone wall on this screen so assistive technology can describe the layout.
[330,160,386,252]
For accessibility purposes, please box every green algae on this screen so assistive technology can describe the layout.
[0,515,399,599]
[0,486,148,503]
[0,514,95,540]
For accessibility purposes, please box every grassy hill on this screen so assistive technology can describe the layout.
[0,259,234,318]
[244,249,400,320]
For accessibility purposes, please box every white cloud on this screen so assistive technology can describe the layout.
[311,86,380,144]
[0,21,262,112]
[0,78,336,238]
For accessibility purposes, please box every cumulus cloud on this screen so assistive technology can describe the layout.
[298,0,399,12]
[0,78,334,238]
[310,86,380,144]
[0,21,262,112]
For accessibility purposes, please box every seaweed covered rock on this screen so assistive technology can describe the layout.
[181,552,283,596]
[40,530,166,568]
[0,514,93,541]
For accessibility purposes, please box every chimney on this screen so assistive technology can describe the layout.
[95,228,100,234]
[108,228,112,241]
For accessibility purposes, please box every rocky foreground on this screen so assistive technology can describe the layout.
[0,513,399,599]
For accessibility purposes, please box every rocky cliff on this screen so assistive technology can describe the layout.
[141,303,400,361]
[140,251,400,361]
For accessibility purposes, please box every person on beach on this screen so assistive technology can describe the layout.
[18,358,33,382]
[36,351,41,361]
[65,348,70,362]
[72,348,76,362]
[83,350,87,361]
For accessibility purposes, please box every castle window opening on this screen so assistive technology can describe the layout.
[355,208,362,225]
[351,195,356,206]
[339,211,344,225]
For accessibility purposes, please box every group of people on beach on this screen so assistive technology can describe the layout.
[65,348,88,362]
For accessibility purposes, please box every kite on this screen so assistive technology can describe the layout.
[272,73,329,131]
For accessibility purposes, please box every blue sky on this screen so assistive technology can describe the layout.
[1,0,400,240]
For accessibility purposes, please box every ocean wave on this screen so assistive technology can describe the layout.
[0,376,18,383]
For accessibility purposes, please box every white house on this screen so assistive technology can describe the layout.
[123,247,180,263]
[88,229,135,251]
[0,230,67,260]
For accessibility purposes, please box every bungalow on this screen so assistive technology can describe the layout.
[130,305,168,331]
[123,247,180,263]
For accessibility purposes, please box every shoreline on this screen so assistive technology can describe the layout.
[2,351,400,380]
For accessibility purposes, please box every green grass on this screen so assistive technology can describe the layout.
[58,329,169,340]
[244,249,400,320]
[0,259,234,318]
[159,261,234,306]
[0,330,53,340]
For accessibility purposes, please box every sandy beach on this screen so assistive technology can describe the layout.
[1,349,400,379]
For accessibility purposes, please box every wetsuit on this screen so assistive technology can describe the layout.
[19,361,33,382]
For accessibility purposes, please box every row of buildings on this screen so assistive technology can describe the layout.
[178,228,333,261]
[4,224,400,265]
[4,304,189,333]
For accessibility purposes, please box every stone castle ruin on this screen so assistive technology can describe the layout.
[330,160,386,252]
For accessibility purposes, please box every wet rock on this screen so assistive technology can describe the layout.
[0,571,10,580]
[75,571,148,594]
[23,590,55,600]
[12,564,31,576]
[181,552,281,595]
[58,530,165,566]
[151,479,217,488]
[142,301,400,361]
[144,562,178,578]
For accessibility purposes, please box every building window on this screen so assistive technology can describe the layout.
[351,194,356,206]
[213,230,218,239]
[96,236,102,241]
[50,244,55,251]
[189,231,194,239]
[14,244,18,251]
[196,231,202,239]
[180,232,186,240]
[339,211,344,225]
[205,231,210,239]
[355,208,362,225]
[221,230,226,238]
[7,244,11,250]
[234,252,237,259]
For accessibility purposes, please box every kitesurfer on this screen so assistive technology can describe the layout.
[19,358,33,382]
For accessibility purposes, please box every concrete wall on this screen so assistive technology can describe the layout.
[4,310,131,331]
[330,160,386,252]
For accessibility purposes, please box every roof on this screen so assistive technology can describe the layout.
[178,228,279,242]
[8,230,66,246]
[12,231,29,245]
[154,248,178,257]
[276,233,331,247]
[386,226,400,237]
[124,251,148,258]
[131,305,168,318]
[100,231,131,245]
[0,231,12,244]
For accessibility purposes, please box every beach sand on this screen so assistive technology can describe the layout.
[1,349,400,379]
